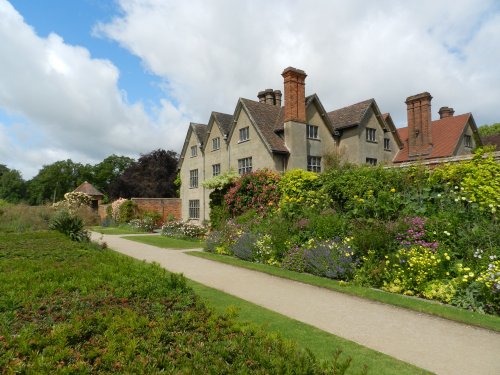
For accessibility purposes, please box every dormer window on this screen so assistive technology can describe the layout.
[190,145,197,157]
[307,125,319,139]
[464,135,472,148]
[239,127,250,142]
[212,137,220,150]
[366,128,376,143]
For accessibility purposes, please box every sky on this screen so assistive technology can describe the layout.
[1,0,500,179]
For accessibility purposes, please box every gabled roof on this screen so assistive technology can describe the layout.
[213,112,233,135]
[74,181,103,197]
[178,122,207,170]
[394,113,478,162]
[232,98,288,154]
[382,113,403,149]
[201,111,233,153]
[327,99,375,130]
[191,123,208,144]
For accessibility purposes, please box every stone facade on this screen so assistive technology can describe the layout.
[179,67,481,223]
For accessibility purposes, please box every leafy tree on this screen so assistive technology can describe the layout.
[0,165,26,203]
[108,149,179,199]
[478,123,500,137]
[27,160,92,205]
[92,155,135,197]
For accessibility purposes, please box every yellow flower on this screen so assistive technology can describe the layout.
[390,188,396,193]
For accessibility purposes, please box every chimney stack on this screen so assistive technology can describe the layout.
[257,91,266,103]
[438,106,455,119]
[274,90,282,107]
[405,92,433,156]
[256,89,282,106]
[282,67,307,123]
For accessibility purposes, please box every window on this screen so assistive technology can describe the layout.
[307,125,319,139]
[212,137,220,150]
[366,158,377,166]
[189,169,198,188]
[189,200,200,219]
[190,145,197,157]
[366,128,376,142]
[307,156,321,172]
[239,127,250,142]
[238,157,252,175]
[384,138,391,151]
[212,163,221,177]
[464,135,472,148]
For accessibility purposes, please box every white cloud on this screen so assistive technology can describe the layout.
[0,0,189,178]
[1,0,499,178]
[98,0,500,128]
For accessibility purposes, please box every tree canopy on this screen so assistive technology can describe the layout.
[478,123,500,137]
[109,149,179,199]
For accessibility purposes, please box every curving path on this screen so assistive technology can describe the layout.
[91,232,500,375]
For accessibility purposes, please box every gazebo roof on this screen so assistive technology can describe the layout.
[73,181,104,198]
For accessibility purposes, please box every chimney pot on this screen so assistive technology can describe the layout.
[274,90,282,107]
[257,91,266,103]
[264,88,274,105]
[438,106,455,119]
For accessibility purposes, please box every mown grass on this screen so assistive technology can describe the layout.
[188,251,500,332]
[89,225,146,235]
[188,280,430,375]
[0,232,355,373]
[125,235,205,249]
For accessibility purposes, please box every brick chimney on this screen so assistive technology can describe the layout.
[282,67,307,123]
[406,92,433,156]
[438,106,455,119]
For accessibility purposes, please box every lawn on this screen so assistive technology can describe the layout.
[125,235,204,249]
[89,225,146,235]
[0,231,429,374]
[188,251,500,333]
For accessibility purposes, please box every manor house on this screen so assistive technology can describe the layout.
[179,67,480,222]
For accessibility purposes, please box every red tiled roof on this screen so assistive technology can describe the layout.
[394,113,472,162]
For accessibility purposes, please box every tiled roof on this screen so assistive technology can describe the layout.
[240,98,289,153]
[74,181,103,197]
[394,113,472,162]
[327,99,374,129]
[481,134,500,149]
[213,112,233,135]
[191,123,208,145]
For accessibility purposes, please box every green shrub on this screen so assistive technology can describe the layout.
[49,210,89,242]
[279,169,330,218]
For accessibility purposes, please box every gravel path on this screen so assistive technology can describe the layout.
[91,232,500,375]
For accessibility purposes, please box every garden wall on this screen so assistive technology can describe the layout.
[131,198,181,221]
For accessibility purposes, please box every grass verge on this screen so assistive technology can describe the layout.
[188,251,500,332]
[89,225,146,235]
[124,235,205,249]
[188,279,429,375]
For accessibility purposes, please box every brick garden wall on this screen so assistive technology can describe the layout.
[131,198,182,222]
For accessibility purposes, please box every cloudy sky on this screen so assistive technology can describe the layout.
[1,0,499,179]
